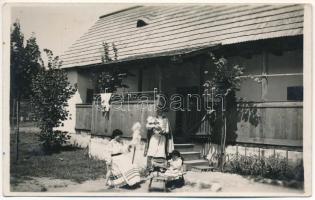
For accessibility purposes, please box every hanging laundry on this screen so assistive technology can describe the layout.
[100,93,112,112]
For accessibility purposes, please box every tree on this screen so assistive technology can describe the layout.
[11,23,42,100]
[203,53,244,170]
[203,53,244,145]
[10,21,42,160]
[31,49,77,152]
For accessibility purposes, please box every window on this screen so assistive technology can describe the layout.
[287,86,303,101]
[136,19,148,28]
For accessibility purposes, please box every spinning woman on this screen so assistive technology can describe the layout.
[104,129,141,188]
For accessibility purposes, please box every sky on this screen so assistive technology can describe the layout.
[11,4,132,58]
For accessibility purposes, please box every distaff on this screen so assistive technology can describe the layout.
[130,122,142,164]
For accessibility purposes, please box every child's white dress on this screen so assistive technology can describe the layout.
[164,158,183,177]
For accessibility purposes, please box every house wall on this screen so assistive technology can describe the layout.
[265,49,303,101]
[77,71,94,103]
[229,54,263,101]
[60,69,94,133]
[229,49,303,102]
[58,69,81,133]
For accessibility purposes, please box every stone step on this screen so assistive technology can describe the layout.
[174,144,194,152]
[180,151,201,161]
[183,159,209,171]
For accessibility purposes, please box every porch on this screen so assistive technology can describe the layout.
[66,36,303,169]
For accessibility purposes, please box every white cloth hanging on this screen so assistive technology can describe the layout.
[100,93,112,112]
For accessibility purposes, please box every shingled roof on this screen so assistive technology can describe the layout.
[60,4,304,68]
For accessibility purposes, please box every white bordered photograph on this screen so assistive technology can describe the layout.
[1,0,312,197]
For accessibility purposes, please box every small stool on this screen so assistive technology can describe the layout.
[148,175,168,192]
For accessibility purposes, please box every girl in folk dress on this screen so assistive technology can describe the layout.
[164,150,184,177]
[104,129,141,188]
[130,122,146,169]
[144,110,174,172]
[164,150,185,189]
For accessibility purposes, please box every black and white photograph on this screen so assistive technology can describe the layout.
[1,1,312,196]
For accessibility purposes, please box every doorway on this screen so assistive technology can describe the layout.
[174,86,202,143]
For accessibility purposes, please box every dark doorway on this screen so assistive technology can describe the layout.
[174,86,202,143]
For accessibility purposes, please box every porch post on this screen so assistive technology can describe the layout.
[156,64,163,92]
[138,67,143,92]
[261,50,268,101]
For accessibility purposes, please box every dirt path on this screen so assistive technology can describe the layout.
[12,172,304,195]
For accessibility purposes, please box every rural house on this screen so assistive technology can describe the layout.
[59,4,304,170]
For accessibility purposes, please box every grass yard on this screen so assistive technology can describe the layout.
[10,130,106,187]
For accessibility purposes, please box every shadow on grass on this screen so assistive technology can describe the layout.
[10,131,107,184]
[41,145,83,156]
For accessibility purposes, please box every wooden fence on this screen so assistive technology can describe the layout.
[75,104,92,131]
[195,101,303,156]
[196,102,303,148]
[236,101,303,147]
[90,101,157,138]
[76,101,303,147]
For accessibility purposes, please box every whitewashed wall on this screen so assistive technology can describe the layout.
[68,132,148,170]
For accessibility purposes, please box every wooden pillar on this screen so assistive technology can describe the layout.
[261,50,268,101]
[156,64,163,92]
[138,67,143,92]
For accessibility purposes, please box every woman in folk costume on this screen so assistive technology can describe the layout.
[144,108,174,172]
[104,129,141,188]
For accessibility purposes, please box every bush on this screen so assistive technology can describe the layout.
[38,130,71,152]
[225,154,303,182]
[31,49,76,152]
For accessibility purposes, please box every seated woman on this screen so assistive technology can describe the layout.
[104,129,141,188]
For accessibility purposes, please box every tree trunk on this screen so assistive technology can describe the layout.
[15,98,20,161]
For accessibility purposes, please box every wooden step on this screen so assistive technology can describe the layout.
[180,151,200,161]
[174,144,194,152]
[191,165,215,172]
[183,159,209,171]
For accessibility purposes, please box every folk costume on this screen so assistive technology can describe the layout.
[144,115,174,171]
[105,139,141,187]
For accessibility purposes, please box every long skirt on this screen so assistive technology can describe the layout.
[108,154,141,187]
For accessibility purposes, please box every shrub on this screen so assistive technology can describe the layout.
[31,49,76,152]
[38,130,71,152]
[225,154,303,182]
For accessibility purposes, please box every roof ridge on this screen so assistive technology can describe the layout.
[99,6,142,19]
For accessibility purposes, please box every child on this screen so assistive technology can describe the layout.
[164,150,185,189]
[130,122,146,169]
[164,150,183,176]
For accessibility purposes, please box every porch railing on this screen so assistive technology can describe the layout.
[193,101,303,157]
[93,88,159,105]
[91,89,160,138]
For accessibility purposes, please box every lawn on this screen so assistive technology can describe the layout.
[10,129,106,186]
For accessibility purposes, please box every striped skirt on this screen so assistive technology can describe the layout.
[108,154,141,187]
